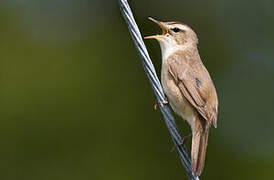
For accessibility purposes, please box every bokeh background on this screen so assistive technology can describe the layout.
[1,0,274,179]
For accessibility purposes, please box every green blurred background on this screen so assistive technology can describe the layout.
[1,0,274,179]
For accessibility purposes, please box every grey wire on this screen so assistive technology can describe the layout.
[118,0,199,180]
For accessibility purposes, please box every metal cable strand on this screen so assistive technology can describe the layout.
[119,0,199,179]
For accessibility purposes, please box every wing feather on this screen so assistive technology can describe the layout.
[168,56,218,127]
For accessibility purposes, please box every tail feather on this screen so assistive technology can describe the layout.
[191,117,209,176]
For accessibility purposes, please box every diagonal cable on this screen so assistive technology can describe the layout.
[119,0,199,179]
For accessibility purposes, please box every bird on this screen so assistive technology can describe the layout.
[145,17,218,176]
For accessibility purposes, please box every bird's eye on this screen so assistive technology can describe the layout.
[172,27,180,33]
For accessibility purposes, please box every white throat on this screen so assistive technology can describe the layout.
[158,38,192,63]
[159,42,181,62]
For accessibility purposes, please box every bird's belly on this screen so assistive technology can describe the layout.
[161,69,195,129]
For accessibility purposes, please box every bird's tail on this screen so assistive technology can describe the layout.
[191,116,209,176]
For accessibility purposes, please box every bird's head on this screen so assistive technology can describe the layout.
[145,17,198,47]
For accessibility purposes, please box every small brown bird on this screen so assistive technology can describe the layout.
[145,17,218,176]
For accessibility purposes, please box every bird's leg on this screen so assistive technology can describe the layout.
[180,133,192,144]
[171,133,192,152]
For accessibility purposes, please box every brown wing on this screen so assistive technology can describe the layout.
[168,55,218,127]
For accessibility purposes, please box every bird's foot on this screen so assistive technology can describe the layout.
[154,99,169,110]
[171,133,192,152]
[159,99,169,107]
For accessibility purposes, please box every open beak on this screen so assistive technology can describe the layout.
[144,17,168,39]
